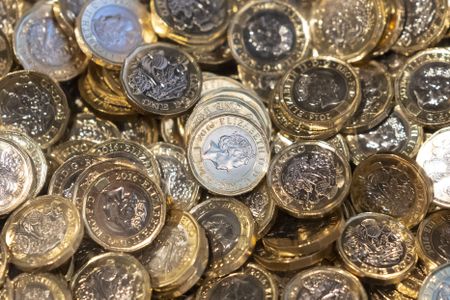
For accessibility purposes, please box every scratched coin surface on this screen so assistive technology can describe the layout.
[12,272,72,300]
[0,29,12,77]
[419,263,450,300]
[122,43,202,116]
[337,212,417,284]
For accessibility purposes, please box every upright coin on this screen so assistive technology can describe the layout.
[337,213,417,284]
[419,263,450,299]
[122,43,202,116]
[0,30,12,77]
[0,71,70,148]
[12,273,71,300]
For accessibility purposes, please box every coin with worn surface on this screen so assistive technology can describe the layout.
[396,48,450,127]
[149,143,199,210]
[71,252,152,300]
[122,43,202,116]
[83,167,166,251]
[197,263,278,300]
[190,198,255,278]
[12,273,71,300]
[53,0,86,34]
[268,141,351,218]
[0,30,12,77]
[75,0,156,69]
[346,106,424,165]
[311,0,386,62]
[351,154,432,228]
[68,113,121,143]
[0,0,20,36]
[188,114,270,196]
[337,213,417,284]
[0,71,70,148]
[283,267,367,300]
[228,0,310,75]
[3,195,83,271]
[49,139,96,165]
[419,263,450,299]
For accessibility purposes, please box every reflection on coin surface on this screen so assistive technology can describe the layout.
[3,195,83,271]
[49,139,96,165]
[188,114,270,196]
[122,43,202,116]
[0,71,70,148]
[54,0,86,33]
[283,267,367,300]
[0,30,12,77]
[12,272,72,300]
[337,213,417,284]
[419,263,450,300]
[351,154,432,228]
[71,253,152,300]
[68,113,121,143]
[268,141,351,218]
[0,0,20,36]
[118,116,159,146]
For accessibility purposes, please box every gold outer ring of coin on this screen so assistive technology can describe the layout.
[3,195,84,271]
[419,262,450,299]
[121,42,202,116]
[283,266,368,300]
[228,0,310,75]
[337,212,417,284]
[0,0,21,37]
[395,48,450,127]
[68,112,122,143]
[49,139,96,166]
[75,0,157,69]
[190,198,256,278]
[12,273,71,300]
[350,153,432,228]
[0,29,13,77]
[268,141,351,218]
[71,252,152,300]
[310,0,386,62]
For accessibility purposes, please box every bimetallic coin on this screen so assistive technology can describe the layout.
[0,30,12,77]
[53,0,86,35]
[268,141,351,218]
[117,116,159,146]
[419,263,450,300]
[201,76,243,96]
[395,262,428,299]
[351,154,432,228]
[0,0,20,36]
[49,139,96,165]
[190,198,255,278]
[160,117,185,147]
[337,213,417,284]
[396,48,450,127]
[283,267,367,300]
[0,71,70,148]
[228,0,310,75]
[12,273,71,300]
[71,253,152,300]
[75,0,156,69]
[188,114,270,196]
[311,0,386,62]
[83,167,166,251]
[3,195,83,271]
[68,113,121,143]
[122,43,202,116]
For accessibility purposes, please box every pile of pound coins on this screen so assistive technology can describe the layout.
[4,0,450,299]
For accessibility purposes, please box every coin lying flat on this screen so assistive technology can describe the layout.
[0,71,70,148]
[49,139,96,165]
[283,267,367,300]
[190,198,255,278]
[71,252,152,300]
[0,30,12,77]
[122,43,202,116]
[68,113,121,143]
[337,213,417,284]
[419,263,450,299]
[268,141,351,218]
[201,75,243,96]
[12,272,72,300]
[117,116,159,146]
[3,195,83,271]
[351,153,432,228]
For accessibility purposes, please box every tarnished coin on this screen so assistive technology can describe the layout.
[13,1,88,81]
[3,195,83,271]
[137,210,208,297]
[0,71,70,148]
[283,267,367,300]
[0,30,12,77]
[190,198,255,278]
[351,153,432,228]
[0,0,20,36]
[188,114,270,196]
[393,0,449,55]
[197,263,278,300]
[12,273,71,300]
[68,113,121,143]
[82,167,166,251]
[419,263,450,299]
[268,141,351,218]
[149,143,199,211]
[228,0,310,75]
[53,0,86,34]
[310,0,386,62]
[117,116,159,146]
[396,48,450,127]
[122,43,202,116]
[0,138,35,215]
[75,0,156,69]
[346,106,424,165]
[49,139,96,165]
[337,213,417,284]
[71,252,152,300]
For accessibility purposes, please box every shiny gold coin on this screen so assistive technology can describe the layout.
[102,67,125,95]
[337,212,417,284]
[12,273,71,300]
[53,0,87,35]
[0,30,12,77]
[71,252,152,300]
[351,153,432,228]
[48,139,96,165]
[68,112,121,143]
[372,0,405,56]
[3,195,83,271]
[395,262,428,299]
[419,262,450,300]
[237,64,280,103]
[201,75,244,96]
[117,116,159,146]
[190,198,255,278]
[268,141,351,218]
[188,39,232,66]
